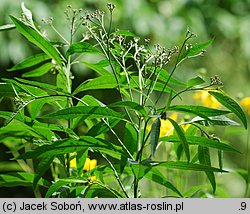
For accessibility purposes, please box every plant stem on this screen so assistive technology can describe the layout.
[244,120,250,197]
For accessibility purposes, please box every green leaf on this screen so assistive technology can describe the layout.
[66,42,101,58]
[169,105,230,118]
[131,163,152,180]
[114,29,140,38]
[10,16,62,69]
[190,115,240,126]
[14,77,63,92]
[168,118,190,162]
[83,184,122,198]
[157,161,227,172]
[178,38,214,63]
[77,149,88,176]
[22,63,54,77]
[198,146,216,193]
[34,156,54,188]
[109,101,147,117]
[150,118,161,157]
[145,168,183,197]
[209,91,247,129]
[17,137,124,160]
[81,60,111,76]
[87,119,120,137]
[121,123,137,173]
[147,67,186,87]
[187,76,205,87]
[73,75,119,95]
[0,24,15,31]
[160,135,240,153]
[45,178,88,198]
[8,53,51,72]
[41,106,124,120]
[0,172,50,188]
[0,83,17,97]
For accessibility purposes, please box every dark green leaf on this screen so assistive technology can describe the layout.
[209,91,247,129]
[198,146,216,192]
[150,118,161,157]
[131,163,152,180]
[14,78,63,92]
[187,76,205,87]
[10,16,62,69]
[145,168,183,197]
[22,63,54,77]
[0,83,17,97]
[121,123,137,173]
[77,149,88,176]
[157,161,227,172]
[8,53,51,72]
[82,184,122,198]
[45,178,88,198]
[109,101,147,116]
[169,105,230,118]
[34,156,54,188]
[0,24,15,31]
[168,118,190,162]
[87,119,120,137]
[66,42,101,58]
[160,135,240,153]
[0,172,50,188]
[41,106,124,120]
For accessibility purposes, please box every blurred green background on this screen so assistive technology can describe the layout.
[0,0,249,197]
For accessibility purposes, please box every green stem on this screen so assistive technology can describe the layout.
[244,120,250,197]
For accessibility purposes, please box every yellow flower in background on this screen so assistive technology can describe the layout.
[160,112,178,137]
[83,158,97,171]
[70,157,97,171]
[193,91,221,108]
[240,97,250,116]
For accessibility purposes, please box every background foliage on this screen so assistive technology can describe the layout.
[0,0,249,197]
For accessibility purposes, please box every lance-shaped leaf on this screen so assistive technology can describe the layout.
[178,38,214,63]
[10,16,62,69]
[41,106,124,120]
[145,168,183,197]
[150,118,161,157]
[160,135,240,153]
[209,91,247,129]
[168,118,190,162]
[8,53,51,72]
[0,83,18,97]
[66,42,101,58]
[0,172,50,188]
[109,101,147,117]
[187,76,205,87]
[156,161,227,172]
[81,60,111,76]
[198,146,216,193]
[22,62,54,77]
[169,105,230,118]
[189,115,240,127]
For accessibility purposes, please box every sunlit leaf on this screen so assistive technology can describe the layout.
[22,63,54,77]
[41,106,124,120]
[81,60,111,76]
[209,91,247,129]
[190,115,240,126]
[187,76,205,87]
[10,16,62,69]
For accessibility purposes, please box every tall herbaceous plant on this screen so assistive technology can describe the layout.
[0,3,248,198]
